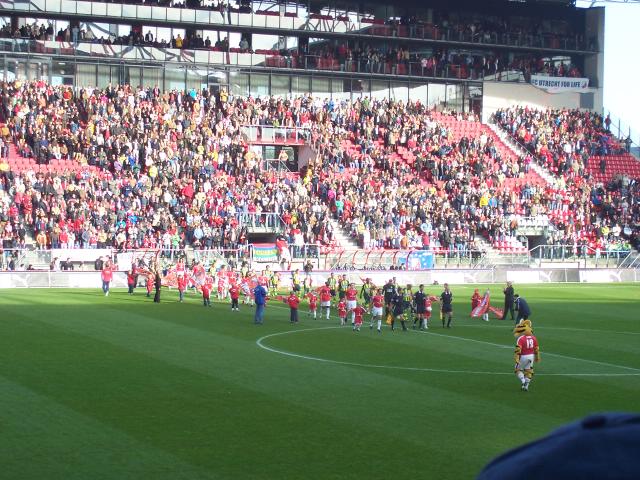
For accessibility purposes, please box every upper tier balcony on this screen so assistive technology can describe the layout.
[1,0,594,53]
[1,39,593,85]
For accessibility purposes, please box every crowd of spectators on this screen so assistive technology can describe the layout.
[0,81,637,263]
[2,17,584,83]
[429,10,588,50]
[0,82,335,256]
[494,107,626,178]
[32,0,588,51]
[1,22,57,42]
[494,107,638,252]
[305,99,553,252]
[595,178,639,251]
[0,23,582,83]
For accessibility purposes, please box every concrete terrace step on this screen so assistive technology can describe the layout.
[329,219,360,249]
[486,123,556,188]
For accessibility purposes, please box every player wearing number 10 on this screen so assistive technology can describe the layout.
[514,320,540,392]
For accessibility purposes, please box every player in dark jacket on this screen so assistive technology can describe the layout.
[413,285,427,329]
[440,283,453,328]
[391,288,410,331]
[383,279,397,319]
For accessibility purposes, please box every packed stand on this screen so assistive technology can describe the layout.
[305,41,582,80]
[306,98,542,253]
[1,81,635,261]
[494,107,627,176]
[494,106,639,253]
[0,82,333,258]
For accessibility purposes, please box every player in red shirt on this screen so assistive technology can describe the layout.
[101,262,113,297]
[337,299,348,326]
[345,283,358,325]
[319,283,332,320]
[514,320,540,392]
[306,291,318,319]
[201,280,212,307]
[146,271,154,298]
[285,291,301,323]
[229,283,240,311]
[176,259,186,278]
[217,271,228,300]
[423,293,438,329]
[177,274,187,302]
[240,277,254,305]
[127,267,137,295]
[471,288,482,310]
[351,304,367,332]
[370,289,385,332]
[258,274,269,294]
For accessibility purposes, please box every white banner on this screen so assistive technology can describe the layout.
[116,253,134,272]
[578,269,624,283]
[530,75,590,93]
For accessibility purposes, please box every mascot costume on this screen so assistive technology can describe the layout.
[513,319,540,391]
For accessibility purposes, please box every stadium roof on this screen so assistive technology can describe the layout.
[312,0,580,12]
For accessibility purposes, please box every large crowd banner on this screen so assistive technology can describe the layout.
[252,243,279,262]
[530,75,590,93]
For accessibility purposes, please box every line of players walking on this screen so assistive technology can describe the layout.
[279,276,455,333]
[112,262,539,391]
[113,260,531,332]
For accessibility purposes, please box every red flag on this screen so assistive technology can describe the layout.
[471,291,490,318]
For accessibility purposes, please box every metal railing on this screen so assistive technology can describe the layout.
[530,245,634,268]
[288,243,320,264]
[1,0,590,51]
[235,212,287,233]
[321,248,492,270]
[184,247,249,266]
[602,109,639,155]
[0,39,585,83]
[0,247,116,271]
[241,125,309,144]
[0,246,251,271]
[505,215,550,229]
[2,244,637,272]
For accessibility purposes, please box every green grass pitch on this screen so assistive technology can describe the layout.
[0,283,639,479]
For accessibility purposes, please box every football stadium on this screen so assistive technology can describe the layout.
[0,0,639,478]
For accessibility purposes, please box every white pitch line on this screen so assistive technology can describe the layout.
[256,327,640,377]
[408,328,640,373]
[266,303,640,337]
[246,302,640,372]
[448,324,640,336]
[410,329,512,349]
